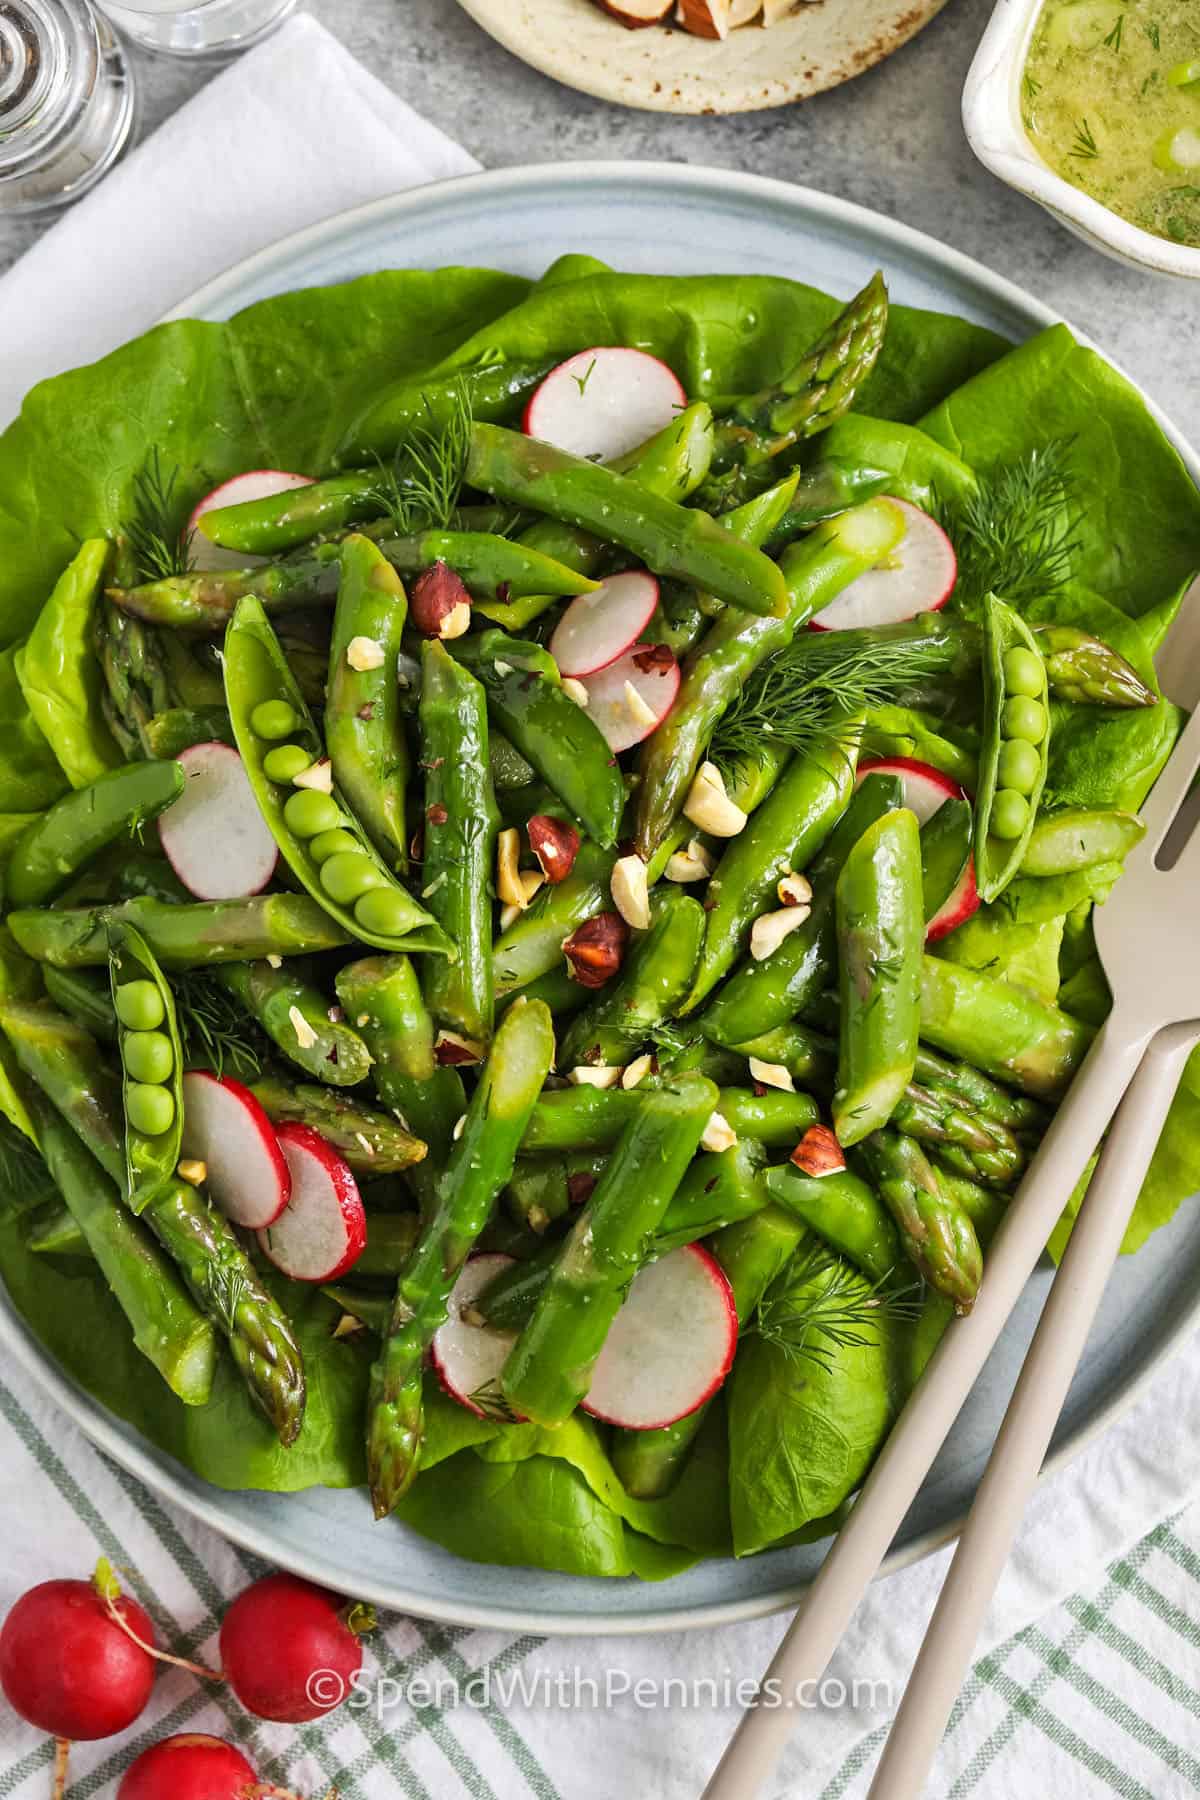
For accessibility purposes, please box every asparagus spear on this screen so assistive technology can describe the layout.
[855,1129,983,1313]
[8,893,350,969]
[367,996,555,1517]
[891,1080,1029,1187]
[248,1074,427,1174]
[0,999,307,1442]
[500,1071,718,1427]
[214,961,372,1086]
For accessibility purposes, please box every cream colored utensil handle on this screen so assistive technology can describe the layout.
[701,1012,1150,1800]
[866,1018,1200,1800]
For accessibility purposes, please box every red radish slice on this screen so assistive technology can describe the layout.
[549,570,660,677]
[581,1244,736,1429]
[809,499,956,631]
[158,741,278,900]
[523,348,687,464]
[180,1071,290,1229]
[188,470,313,572]
[926,856,979,943]
[431,1255,523,1418]
[856,755,968,824]
[256,1123,365,1283]
[579,642,680,754]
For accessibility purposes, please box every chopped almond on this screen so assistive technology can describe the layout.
[677,0,734,36]
[700,1109,738,1152]
[595,0,672,23]
[684,761,747,837]
[748,1056,794,1093]
[750,904,812,962]
[568,1065,624,1089]
[292,758,332,794]
[777,870,814,908]
[435,1030,484,1067]
[790,1124,846,1178]
[611,853,651,930]
[496,827,527,909]
[346,635,385,672]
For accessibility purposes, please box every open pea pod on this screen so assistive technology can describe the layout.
[223,595,453,957]
[919,795,973,923]
[108,924,184,1215]
[973,594,1051,904]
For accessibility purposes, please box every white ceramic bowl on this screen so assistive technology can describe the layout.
[963,0,1200,279]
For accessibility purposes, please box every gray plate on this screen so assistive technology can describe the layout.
[3,163,1198,1636]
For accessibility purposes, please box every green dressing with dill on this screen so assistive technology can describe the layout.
[1023,0,1200,246]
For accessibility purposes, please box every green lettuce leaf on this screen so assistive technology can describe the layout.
[15,539,122,787]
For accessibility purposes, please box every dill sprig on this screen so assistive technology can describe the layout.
[371,382,473,537]
[173,971,268,1081]
[749,1243,923,1376]
[934,439,1080,617]
[1069,117,1100,160]
[123,449,194,581]
[710,633,950,771]
[467,1377,519,1423]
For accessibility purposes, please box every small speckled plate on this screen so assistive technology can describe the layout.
[453,0,951,114]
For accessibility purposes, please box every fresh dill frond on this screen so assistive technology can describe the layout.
[173,971,269,1081]
[1145,20,1160,50]
[710,633,950,771]
[123,449,193,581]
[934,439,1080,616]
[467,1378,519,1422]
[1102,13,1124,50]
[371,382,473,537]
[1069,117,1100,160]
[749,1244,924,1376]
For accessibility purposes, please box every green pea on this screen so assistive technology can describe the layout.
[263,743,311,783]
[115,980,165,1031]
[126,1083,176,1137]
[284,789,343,839]
[1002,646,1044,699]
[1001,695,1046,744]
[309,828,361,865]
[354,887,414,937]
[250,699,299,741]
[123,1030,174,1084]
[997,738,1042,795]
[320,852,387,906]
[990,789,1030,841]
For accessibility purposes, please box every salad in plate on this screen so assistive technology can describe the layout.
[0,254,1197,1580]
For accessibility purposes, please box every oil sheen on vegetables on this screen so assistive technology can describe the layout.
[1022,0,1200,246]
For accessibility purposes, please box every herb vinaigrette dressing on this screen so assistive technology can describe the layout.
[1023,0,1200,246]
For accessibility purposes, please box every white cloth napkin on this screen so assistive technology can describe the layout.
[0,12,478,425]
[3,21,1200,1796]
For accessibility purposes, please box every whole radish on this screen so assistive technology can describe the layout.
[0,1571,156,1740]
[220,1572,371,1722]
[118,1734,258,1800]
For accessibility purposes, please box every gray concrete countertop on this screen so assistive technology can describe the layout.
[2,0,1196,431]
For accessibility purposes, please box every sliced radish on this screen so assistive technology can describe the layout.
[549,570,660,677]
[180,1071,290,1229]
[158,742,278,900]
[431,1255,522,1418]
[581,1244,736,1429]
[523,348,687,464]
[188,470,313,572]
[256,1123,365,1283]
[856,755,967,824]
[579,642,680,754]
[809,500,956,631]
[926,857,979,943]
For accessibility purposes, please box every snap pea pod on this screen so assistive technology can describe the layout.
[558,888,705,1068]
[335,956,466,1216]
[860,708,979,793]
[248,1074,427,1173]
[325,535,410,872]
[918,956,1093,1100]
[197,473,386,558]
[519,1084,816,1152]
[6,762,185,908]
[490,732,537,792]
[765,470,893,546]
[920,796,973,925]
[453,629,625,847]
[108,534,596,633]
[343,356,556,464]
[855,1129,982,1312]
[367,996,555,1517]
[40,967,117,1040]
[1020,807,1146,877]
[682,720,859,1012]
[763,1162,904,1286]
[108,926,184,1214]
[698,771,904,1049]
[418,641,499,1043]
[633,499,907,859]
[503,1151,606,1234]
[18,1080,217,1403]
[725,1021,839,1091]
[323,1284,391,1334]
[466,423,788,617]
[833,808,924,1147]
[224,595,452,956]
[9,892,350,970]
[26,1199,88,1257]
[611,1203,807,1500]
[973,595,1051,903]
[0,999,307,1440]
[782,413,979,526]
[143,707,235,759]
[352,1211,422,1278]
[214,960,372,1086]
[500,1072,718,1426]
[475,403,716,631]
